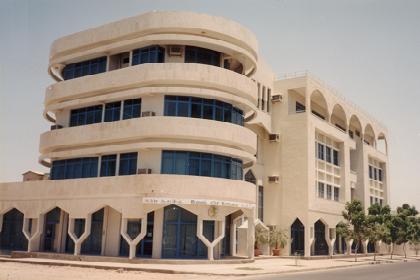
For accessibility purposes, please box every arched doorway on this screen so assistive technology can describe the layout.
[367,241,375,253]
[313,220,328,255]
[40,207,67,252]
[0,208,27,252]
[290,218,304,256]
[162,205,214,259]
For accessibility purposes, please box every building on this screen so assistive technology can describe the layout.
[0,11,389,260]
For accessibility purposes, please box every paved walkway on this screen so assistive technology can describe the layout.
[0,255,418,276]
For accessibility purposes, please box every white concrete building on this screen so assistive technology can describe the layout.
[0,11,389,260]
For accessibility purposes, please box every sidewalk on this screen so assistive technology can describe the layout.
[0,255,418,276]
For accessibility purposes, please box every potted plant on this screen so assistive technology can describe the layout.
[269,228,288,256]
[255,226,269,257]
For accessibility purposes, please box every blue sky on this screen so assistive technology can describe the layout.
[0,0,419,208]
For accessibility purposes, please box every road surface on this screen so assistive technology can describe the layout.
[245,261,420,280]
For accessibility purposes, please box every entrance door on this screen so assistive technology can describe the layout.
[314,220,329,255]
[43,207,61,252]
[0,209,27,251]
[290,218,304,256]
[81,208,104,255]
[162,205,213,259]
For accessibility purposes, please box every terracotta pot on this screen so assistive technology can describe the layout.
[272,248,280,256]
[254,248,262,257]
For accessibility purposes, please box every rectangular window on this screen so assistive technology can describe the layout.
[334,187,339,201]
[258,186,264,221]
[318,182,325,198]
[62,57,107,80]
[104,102,121,122]
[378,169,383,182]
[333,150,339,166]
[317,143,324,160]
[70,105,102,127]
[132,46,165,65]
[185,46,220,66]
[327,185,332,200]
[123,99,141,120]
[119,152,138,176]
[100,155,117,177]
[373,168,378,180]
[326,146,332,163]
[379,199,383,206]
[50,157,98,180]
[370,196,374,205]
[161,151,242,180]
[163,96,243,126]
[296,102,306,113]
[369,166,373,179]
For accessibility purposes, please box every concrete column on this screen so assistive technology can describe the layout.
[362,239,369,254]
[120,215,148,259]
[23,215,44,252]
[304,224,313,257]
[246,215,255,259]
[152,208,163,259]
[68,215,92,256]
[346,239,354,255]
[196,218,225,261]
[327,227,335,256]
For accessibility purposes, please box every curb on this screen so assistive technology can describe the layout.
[0,257,418,277]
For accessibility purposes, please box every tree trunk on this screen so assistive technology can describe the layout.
[403,243,406,259]
[355,242,359,262]
[390,243,394,260]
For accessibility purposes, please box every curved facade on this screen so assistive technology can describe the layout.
[0,11,390,260]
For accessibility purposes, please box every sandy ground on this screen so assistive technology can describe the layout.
[0,262,224,280]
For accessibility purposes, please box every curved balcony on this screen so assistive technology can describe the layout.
[45,63,257,111]
[49,11,258,76]
[0,174,256,218]
[39,116,257,159]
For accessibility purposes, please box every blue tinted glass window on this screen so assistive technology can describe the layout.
[132,46,165,65]
[119,152,138,175]
[163,96,243,126]
[161,151,242,180]
[123,99,141,120]
[50,157,98,180]
[185,46,220,66]
[104,102,121,122]
[100,155,117,177]
[70,105,102,127]
[62,57,107,80]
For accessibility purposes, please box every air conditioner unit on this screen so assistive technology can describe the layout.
[168,45,183,56]
[50,124,63,130]
[269,134,280,142]
[268,176,279,183]
[141,111,156,117]
[137,168,152,174]
[271,94,283,102]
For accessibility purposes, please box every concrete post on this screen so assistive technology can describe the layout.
[362,239,369,254]
[196,218,225,261]
[304,225,313,257]
[246,214,255,259]
[22,215,45,252]
[120,215,148,259]
[346,239,354,255]
[68,215,92,256]
[328,227,336,256]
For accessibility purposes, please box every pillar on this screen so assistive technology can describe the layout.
[346,239,354,255]
[23,215,44,252]
[304,224,313,257]
[68,215,92,256]
[120,215,148,259]
[196,218,225,261]
[152,208,163,259]
[246,214,255,259]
